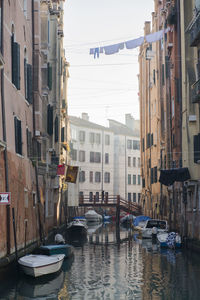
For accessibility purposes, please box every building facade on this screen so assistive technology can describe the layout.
[0,0,69,262]
[69,113,141,205]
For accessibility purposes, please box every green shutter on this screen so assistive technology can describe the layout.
[54,116,58,142]
[17,119,22,155]
[61,127,64,142]
[47,63,52,90]
[14,117,18,153]
[24,59,28,100]
[47,105,53,135]
[27,64,32,103]
[12,42,20,90]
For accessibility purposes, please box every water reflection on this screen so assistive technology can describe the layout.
[1,223,200,299]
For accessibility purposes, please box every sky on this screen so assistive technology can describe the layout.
[63,0,155,127]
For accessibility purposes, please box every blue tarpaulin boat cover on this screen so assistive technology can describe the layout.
[133,215,151,226]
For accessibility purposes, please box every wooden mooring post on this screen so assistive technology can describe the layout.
[116,195,120,227]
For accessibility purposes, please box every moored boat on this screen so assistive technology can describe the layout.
[67,219,87,237]
[141,219,168,239]
[157,232,182,248]
[18,254,65,277]
[38,244,74,258]
[85,210,102,222]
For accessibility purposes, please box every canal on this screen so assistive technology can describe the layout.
[0,222,200,300]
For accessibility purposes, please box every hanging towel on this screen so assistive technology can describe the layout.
[125,36,144,49]
[145,30,164,43]
[100,47,104,53]
[104,42,124,55]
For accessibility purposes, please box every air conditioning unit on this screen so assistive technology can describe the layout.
[189,115,197,122]
[48,148,54,152]
[166,1,171,7]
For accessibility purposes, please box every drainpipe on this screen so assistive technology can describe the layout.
[32,0,44,243]
[0,1,10,255]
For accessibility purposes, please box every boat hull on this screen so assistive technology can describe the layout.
[18,254,65,277]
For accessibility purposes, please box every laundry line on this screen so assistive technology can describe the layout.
[89,27,170,58]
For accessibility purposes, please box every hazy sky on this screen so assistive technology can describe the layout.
[63,0,154,126]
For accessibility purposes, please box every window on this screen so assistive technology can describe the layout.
[79,171,85,182]
[47,62,52,90]
[89,132,95,143]
[133,157,136,167]
[71,129,77,141]
[95,192,99,202]
[133,193,136,202]
[90,152,101,163]
[95,172,101,182]
[61,127,65,142]
[128,174,131,185]
[79,191,84,200]
[128,157,131,167]
[104,172,110,183]
[23,0,27,17]
[26,128,32,159]
[89,192,93,202]
[79,150,85,162]
[14,116,22,155]
[133,140,140,150]
[95,133,101,144]
[138,193,141,203]
[105,153,109,164]
[79,130,85,142]
[54,116,58,142]
[105,134,110,145]
[89,171,93,183]
[11,34,20,90]
[127,140,132,149]
[128,193,131,201]
[138,175,141,185]
[133,175,136,185]
[32,192,36,208]
[138,158,141,168]
[71,149,77,161]
[47,105,53,135]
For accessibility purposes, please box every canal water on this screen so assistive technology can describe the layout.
[0,222,200,300]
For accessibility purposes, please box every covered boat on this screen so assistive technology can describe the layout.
[38,244,73,258]
[67,219,87,237]
[18,254,65,277]
[85,210,102,222]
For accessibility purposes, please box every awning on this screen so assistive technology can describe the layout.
[159,168,191,186]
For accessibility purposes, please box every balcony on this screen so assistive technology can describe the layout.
[192,79,200,103]
[190,13,200,47]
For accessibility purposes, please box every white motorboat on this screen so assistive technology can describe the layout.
[18,254,65,277]
[85,210,102,222]
[141,219,168,239]
[157,232,182,248]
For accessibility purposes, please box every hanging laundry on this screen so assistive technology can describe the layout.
[125,36,144,49]
[89,48,94,55]
[94,47,100,58]
[145,29,164,43]
[104,42,124,55]
[100,47,104,53]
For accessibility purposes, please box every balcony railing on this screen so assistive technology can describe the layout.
[190,13,200,47]
[192,79,200,103]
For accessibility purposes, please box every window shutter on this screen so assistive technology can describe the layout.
[47,104,53,135]
[12,42,20,90]
[27,64,32,103]
[54,116,58,142]
[47,62,52,90]
[194,134,200,163]
[61,127,64,142]
[14,117,18,153]
[17,118,22,155]
[24,59,28,99]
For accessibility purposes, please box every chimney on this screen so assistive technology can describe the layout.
[125,114,134,130]
[82,113,89,121]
